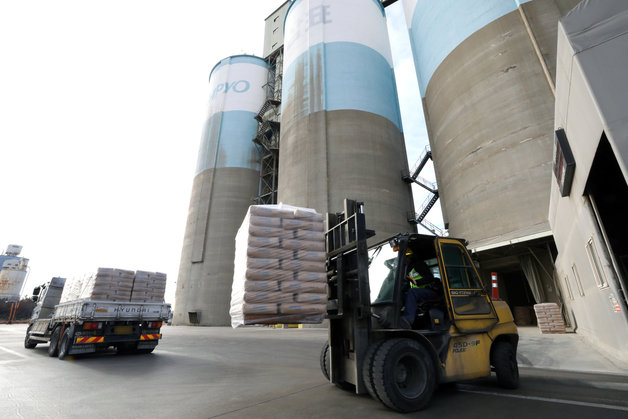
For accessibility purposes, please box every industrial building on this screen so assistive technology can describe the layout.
[175,0,628,365]
[0,244,29,303]
[549,0,628,362]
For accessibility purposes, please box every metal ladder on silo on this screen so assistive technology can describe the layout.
[402,147,446,236]
[253,49,284,205]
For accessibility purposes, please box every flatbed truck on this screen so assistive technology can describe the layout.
[24,277,170,359]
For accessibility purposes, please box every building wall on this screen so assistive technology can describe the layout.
[174,56,268,326]
[402,0,579,249]
[278,0,415,239]
[263,1,290,59]
[549,0,628,363]
[0,255,28,302]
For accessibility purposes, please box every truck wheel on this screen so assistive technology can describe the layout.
[24,325,37,349]
[58,329,72,360]
[361,340,386,403]
[492,341,519,389]
[48,327,61,357]
[372,338,436,413]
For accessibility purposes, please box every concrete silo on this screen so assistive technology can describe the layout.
[174,56,268,326]
[402,1,580,320]
[279,0,415,239]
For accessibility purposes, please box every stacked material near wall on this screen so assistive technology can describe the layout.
[175,55,269,326]
[230,205,327,327]
[278,0,415,241]
[534,303,565,334]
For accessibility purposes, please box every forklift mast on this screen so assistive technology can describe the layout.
[325,199,373,393]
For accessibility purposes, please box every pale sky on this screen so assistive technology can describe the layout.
[0,1,439,304]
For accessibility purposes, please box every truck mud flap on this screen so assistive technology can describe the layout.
[69,344,96,355]
[137,341,158,350]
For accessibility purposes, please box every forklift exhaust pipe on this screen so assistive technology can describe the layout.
[491,272,500,300]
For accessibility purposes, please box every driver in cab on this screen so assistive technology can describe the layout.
[401,249,441,329]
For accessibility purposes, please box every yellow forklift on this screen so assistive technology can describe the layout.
[321,200,519,412]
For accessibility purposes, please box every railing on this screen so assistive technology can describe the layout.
[419,219,448,237]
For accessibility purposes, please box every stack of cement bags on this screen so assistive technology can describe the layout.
[60,268,167,303]
[131,271,167,302]
[230,204,327,327]
[533,303,566,334]
[60,274,90,302]
[86,268,134,302]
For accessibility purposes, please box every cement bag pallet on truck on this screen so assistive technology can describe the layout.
[60,268,167,303]
[230,204,327,327]
[60,269,131,302]
[131,270,167,303]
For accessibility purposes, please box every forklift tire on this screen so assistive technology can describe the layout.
[24,325,37,349]
[492,341,519,389]
[361,340,387,403]
[58,329,72,360]
[320,342,354,391]
[48,327,61,357]
[320,342,330,381]
[372,338,436,413]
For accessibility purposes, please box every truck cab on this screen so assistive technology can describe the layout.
[322,200,519,412]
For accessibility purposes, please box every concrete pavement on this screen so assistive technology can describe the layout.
[3,322,627,375]
[516,326,628,375]
[2,323,627,418]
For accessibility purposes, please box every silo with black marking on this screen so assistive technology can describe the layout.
[278,0,415,239]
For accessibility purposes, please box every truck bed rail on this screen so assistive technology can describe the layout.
[52,300,171,322]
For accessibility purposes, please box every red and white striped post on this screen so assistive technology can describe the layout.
[491,272,500,300]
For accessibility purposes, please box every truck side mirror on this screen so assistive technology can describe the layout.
[32,296,39,302]
[33,286,41,296]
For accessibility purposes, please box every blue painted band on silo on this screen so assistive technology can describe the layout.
[409,0,532,97]
[196,111,260,174]
[283,42,402,130]
[209,55,267,81]
[0,255,19,268]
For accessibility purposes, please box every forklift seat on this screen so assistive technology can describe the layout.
[415,297,449,331]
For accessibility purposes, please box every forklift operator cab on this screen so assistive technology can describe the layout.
[369,234,494,332]
[370,237,447,331]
